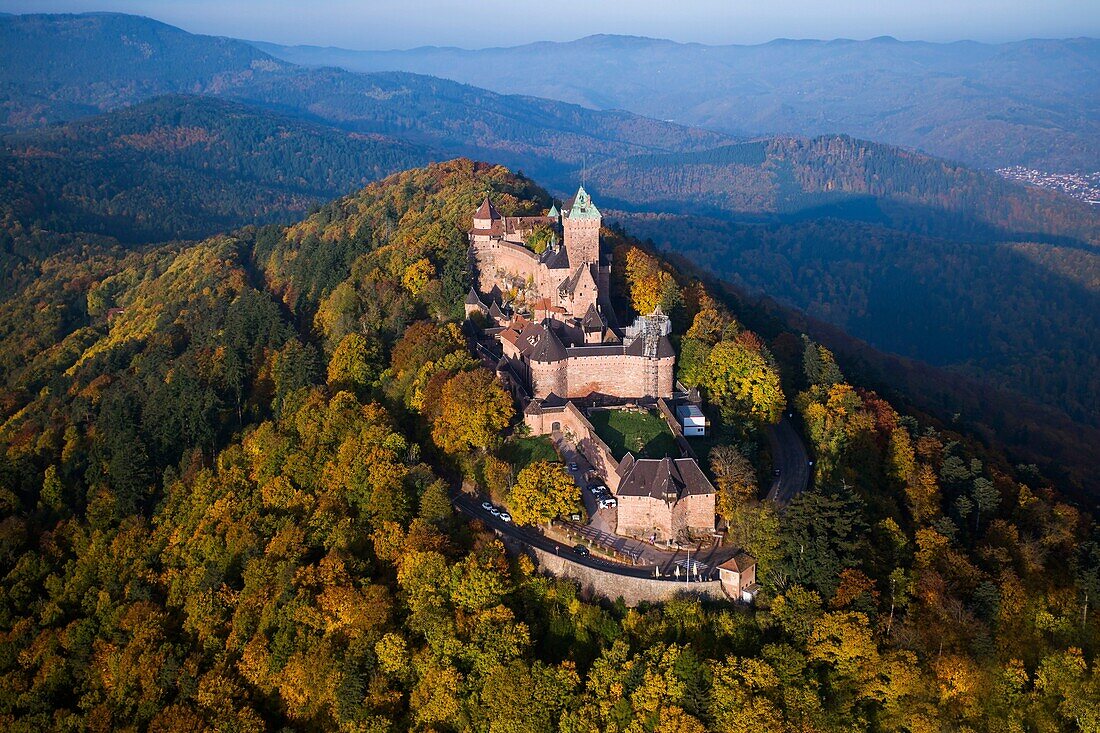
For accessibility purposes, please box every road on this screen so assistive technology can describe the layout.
[450,413,811,581]
[455,486,745,580]
[453,492,662,578]
[765,414,811,503]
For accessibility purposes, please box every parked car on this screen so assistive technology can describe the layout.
[488,506,501,517]
[499,512,512,523]
[598,497,618,509]
[481,501,493,511]
[568,462,578,472]
[594,484,609,495]
[572,544,590,556]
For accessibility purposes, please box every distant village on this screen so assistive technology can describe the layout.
[996,166,1100,205]
[464,187,757,601]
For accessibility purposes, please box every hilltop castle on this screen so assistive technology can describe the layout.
[465,187,675,401]
[466,187,720,545]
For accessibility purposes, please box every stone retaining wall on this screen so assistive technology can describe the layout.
[526,400,622,489]
[528,545,728,606]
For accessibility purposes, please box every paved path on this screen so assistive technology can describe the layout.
[765,414,811,504]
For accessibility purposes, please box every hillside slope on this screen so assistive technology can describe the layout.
[590,136,1099,242]
[0,95,430,250]
[256,34,1100,171]
[0,160,1097,730]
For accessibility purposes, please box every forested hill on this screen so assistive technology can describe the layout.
[591,135,1100,442]
[0,95,430,250]
[0,12,288,125]
[0,13,730,183]
[1,159,1098,729]
[590,136,1099,244]
[256,33,1100,171]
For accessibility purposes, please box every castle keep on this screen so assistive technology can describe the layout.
[466,187,675,401]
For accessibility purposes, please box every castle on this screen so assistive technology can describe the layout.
[465,187,675,402]
[465,187,718,543]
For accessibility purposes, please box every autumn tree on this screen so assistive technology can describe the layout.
[432,369,515,454]
[508,461,578,526]
[701,340,784,424]
[326,332,382,396]
[710,445,758,519]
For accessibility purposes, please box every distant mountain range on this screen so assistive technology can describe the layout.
[254,33,1100,172]
[0,11,1097,494]
[0,12,728,185]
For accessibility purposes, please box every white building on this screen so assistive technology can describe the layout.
[676,404,707,437]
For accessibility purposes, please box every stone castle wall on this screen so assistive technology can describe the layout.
[618,492,715,542]
[618,495,674,539]
[528,353,675,401]
[564,217,600,265]
[528,545,727,606]
[525,401,622,491]
[470,240,545,295]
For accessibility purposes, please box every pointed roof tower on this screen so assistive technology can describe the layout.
[547,203,560,219]
[465,286,485,306]
[474,195,500,221]
[567,185,601,220]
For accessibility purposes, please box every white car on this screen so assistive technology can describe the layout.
[598,497,617,509]
[489,506,501,517]
[481,501,493,511]
[499,512,513,523]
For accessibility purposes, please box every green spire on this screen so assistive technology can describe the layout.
[568,185,601,220]
[547,203,560,219]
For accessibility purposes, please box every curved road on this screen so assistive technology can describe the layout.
[454,493,661,578]
[765,414,811,503]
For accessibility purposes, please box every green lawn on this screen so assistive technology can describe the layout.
[500,435,559,470]
[588,408,679,460]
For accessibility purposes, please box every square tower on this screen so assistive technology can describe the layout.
[563,185,601,265]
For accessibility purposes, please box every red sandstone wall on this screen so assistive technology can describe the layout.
[524,402,620,491]
[564,218,600,265]
[672,493,716,536]
[472,241,540,294]
[618,495,673,539]
[560,354,675,400]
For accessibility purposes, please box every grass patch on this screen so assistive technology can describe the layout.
[500,435,559,470]
[589,408,678,460]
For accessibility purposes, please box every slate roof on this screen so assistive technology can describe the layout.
[623,334,676,358]
[474,196,500,221]
[465,287,486,306]
[615,456,715,501]
[560,264,595,296]
[718,552,756,573]
[539,245,571,270]
[488,301,505,320]
[581,303,606,332]
[514,322,567,363]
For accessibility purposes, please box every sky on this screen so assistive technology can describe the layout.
[1,0,1097,48]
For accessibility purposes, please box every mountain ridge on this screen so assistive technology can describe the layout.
[254,32,1100,171]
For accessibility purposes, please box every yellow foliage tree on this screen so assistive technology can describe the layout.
[431,369,515,454]
[702,340,784,424]
[402,257,435,295]
[508,461,578,527]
